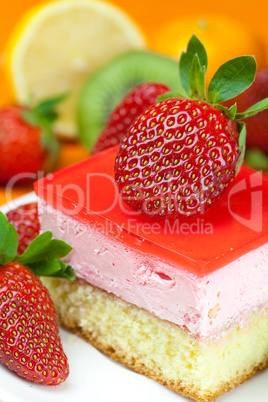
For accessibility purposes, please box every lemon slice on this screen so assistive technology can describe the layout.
[5,0,146,139]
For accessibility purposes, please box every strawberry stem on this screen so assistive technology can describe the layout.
[22,93,68,166]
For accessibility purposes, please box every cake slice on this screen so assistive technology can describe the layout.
[34,145,268,402]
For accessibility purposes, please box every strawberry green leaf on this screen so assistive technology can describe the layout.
[27,259,63,276]
[34,93,69,124]
[245,148,268,171]
[207,56,257,104]
[0,213,74,280]
[22,110,39,126]
[179,34,208,96]
[38,117,60,159]
[238,121,247,149]
[157,91,185,102]
[189,54,206,100]
[49,261,75,280]
[16,231,52,264]
[216,103,237,120]
[235,121,246,175]
[16,231,72,265]
[0,212,18,265]
[22,94,67,164]
[27,259,75,280]
[235,97,268,120]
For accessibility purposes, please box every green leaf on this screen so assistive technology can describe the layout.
[179,34,208,96]
[16,231,52,264]
[49,261,75,280]
[16,231,74,280]
[34,93,69,124]
[245,148,268,171]
[0,212,74,280]
[22,93,68,128]
[235,121,246,175]
[0,212,18,265]
[235,97,268,120]
[22,94,67,164]
[238,121,247,149]
[22,110,40,126]
[16,231,72,265]
[157,91,185,102]
[27,259,62,277]
[207,56,257,103]
[189,54,206,99]
[216,103,237,120]
[38,116,61,158]
[27,259,75,280]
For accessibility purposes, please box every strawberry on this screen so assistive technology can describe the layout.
[0,262,68,385]
[0,95,65,185]
[232,68,268,153]
[0,211,75,385]
[92,83,170,154]
[115,35,268,220]
[6,203,40,255]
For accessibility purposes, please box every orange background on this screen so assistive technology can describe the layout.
[1,0,268,205]
[1,0,268,50]
[1,0,268,51]
[1,0,268,106]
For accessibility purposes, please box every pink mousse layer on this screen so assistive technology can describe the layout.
[39,200,268,340]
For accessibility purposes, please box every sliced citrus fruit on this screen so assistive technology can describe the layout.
[5,0,146,139]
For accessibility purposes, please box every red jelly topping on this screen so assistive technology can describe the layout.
[35,146,268,277]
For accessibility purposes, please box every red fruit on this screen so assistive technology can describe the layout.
[0,262,69,385]
[115,98,240,220]
[6,203,40,255]
[92,83,170,154]
[0,106,47,185]
[0,95,63,185]
[234,68,268,153]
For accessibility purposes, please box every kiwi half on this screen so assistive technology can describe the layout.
[77,51,182,149]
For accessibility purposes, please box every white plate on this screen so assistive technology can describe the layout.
[0,193,267,402]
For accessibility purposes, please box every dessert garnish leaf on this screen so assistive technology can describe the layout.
[189,54,206,99]
[16,231,72,264]
[157,91,185,102]
[235,98,268,119]
[51,261,76,280]
[216,103,237,120]
[179,34,207,96]
[0,212,75,279]
[27,259,75,280]
[207,56,257,104]
[0,212,18,265]
[235,121,246,174]
[174,35,268,167]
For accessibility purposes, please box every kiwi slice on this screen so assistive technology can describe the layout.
[77,50,182,149]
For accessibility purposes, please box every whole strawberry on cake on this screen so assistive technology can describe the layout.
[35,36,268,402]
[114,35,268,220]
[92,82,170,154]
